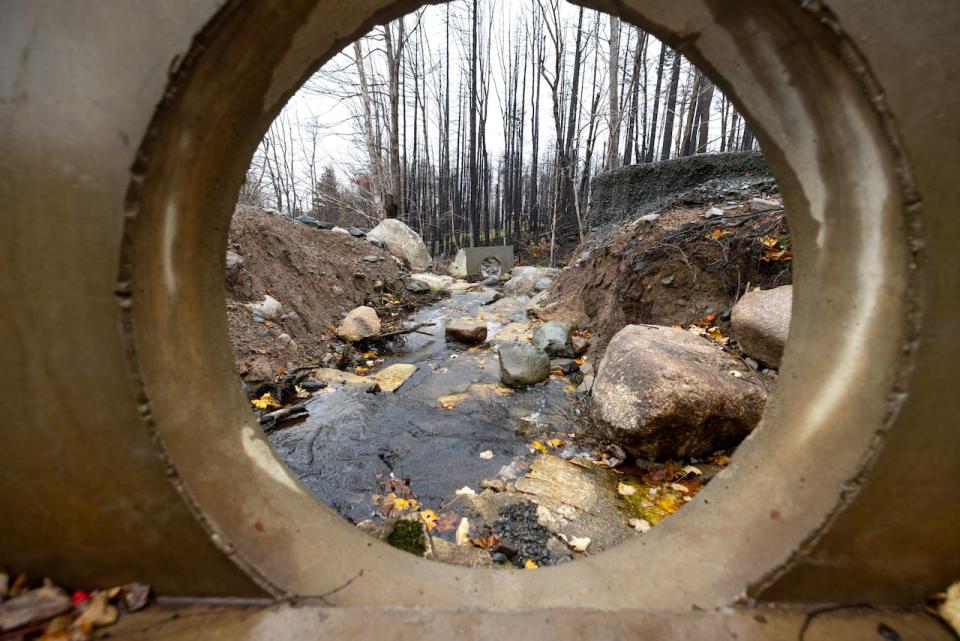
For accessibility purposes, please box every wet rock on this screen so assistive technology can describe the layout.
[730,285,792,368]
[591,325,767,460]
[362,255,380,263]
[512,455,636,553]
[480,479,507,492]
[337,306,381,342]
[503,266,559,298]
[369,364,417,393]
[366,219,432,271]
[247,294,283,321]
[445,321,488,344]
[571,335,590,357]
[533,321,574,357]
[551,358,579,375]
[498,343,550,387]
[277,333,296,351]
[310,368,372,388]
[348,227,366,238]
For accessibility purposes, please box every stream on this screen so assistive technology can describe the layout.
[267,289,589,524]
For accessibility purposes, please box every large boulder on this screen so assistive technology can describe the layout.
[503,266,559,298]
[336,306,381,342]
[730,285,792,368]
[498,343,551,388]
[366,219,432,271]
[247,294,283,321]
[591,325,767,460]
[404,273,454,293]
[533,321,574,357]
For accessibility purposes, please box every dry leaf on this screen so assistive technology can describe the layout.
[455,518,471,546]
[251,393,280,410]
[531,440,549,454]
[454,486,476,496]
[567,536,591,553]
[72,591,117,634]
[419,510,439,530]
[479,450,494,460]
[524,559,539,569]
[938,581,960,634]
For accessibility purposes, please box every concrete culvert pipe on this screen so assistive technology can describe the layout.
[2,0,958,626]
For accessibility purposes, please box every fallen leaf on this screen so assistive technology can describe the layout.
[72,591,117,633]
[362,352,378,359]
[251,393,280,410]
[434,512,460,534]
[549,438,564,448]
[119,582,150,612]
[531,440,549,455]
[479,450,494,460]
[524,559,539,569]
[760,235,780,248]
[419,510,439,530]
[680,465,703,477]
[937,580,960,634]
[0,585,71,632]
[454,486,476,496]
[438,393,466,410]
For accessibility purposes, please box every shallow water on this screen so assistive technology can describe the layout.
[267,290,587,523]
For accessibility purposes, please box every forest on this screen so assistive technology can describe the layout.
[239,0,759,258]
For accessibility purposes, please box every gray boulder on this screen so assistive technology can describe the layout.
[533,321,574,357]
[730,285,792,368]
[498,343,551,387]
[403,277,432,293]
[503,266,559,298]
[591,325,767,460]
[366,219,432,271]
[225,249,243,282]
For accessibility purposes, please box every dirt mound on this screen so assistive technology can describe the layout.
[531,195,792,360]
[226,206,420,383]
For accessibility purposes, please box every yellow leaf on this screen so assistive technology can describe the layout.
[710,229,731,240]
[392,497,420,512]
[362,351,377,359]
[524,559,539,569]
[419,509,439,530]
[531,440,549,454]
[251,393,280,410]
[760,235,779,248]
[706,327,725,343]
[354,366,370,376]
[549,438,564,448]
[655,494,681,514]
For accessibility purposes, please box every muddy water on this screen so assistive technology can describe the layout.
[267,290,588,523]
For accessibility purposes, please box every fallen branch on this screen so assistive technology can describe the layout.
[373,322,436,341]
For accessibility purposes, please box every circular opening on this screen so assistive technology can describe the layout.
[227,0,788,574]
[125,0,912,608]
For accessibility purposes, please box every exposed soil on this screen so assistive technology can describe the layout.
[227,206,430,383]
[531,194,792,360]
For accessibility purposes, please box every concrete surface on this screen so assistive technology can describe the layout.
[1,0,958,623]
[448,245,514,278]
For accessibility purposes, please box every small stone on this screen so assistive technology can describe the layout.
[661,274,675,286]
[332,286,344,296]
[247,295,283,321]
[705,207,724,218]
[496,541,519,558]
[745,357,759,370]
[571,335,590,357]
[480,479,506,492]
[363,255,379,263]
[550,358,579,375]
[348,227,366,237]
[533,277,553,292]
[492,552,509,564]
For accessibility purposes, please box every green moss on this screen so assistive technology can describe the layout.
[386,520,426,556]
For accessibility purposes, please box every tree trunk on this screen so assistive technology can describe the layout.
[659,49,682,161]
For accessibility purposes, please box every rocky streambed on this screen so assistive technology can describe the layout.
[257,267,784,569]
